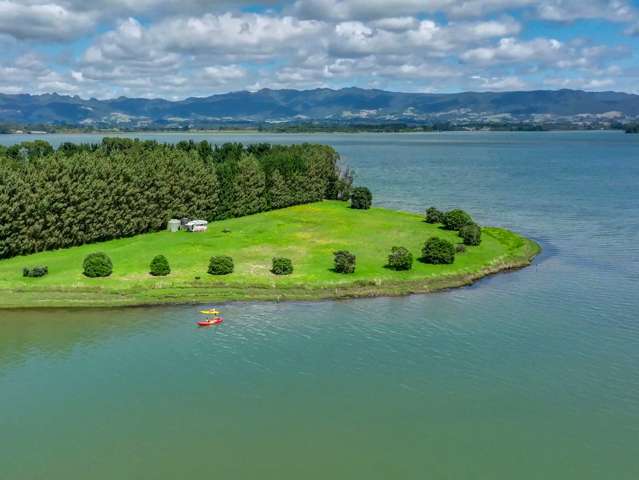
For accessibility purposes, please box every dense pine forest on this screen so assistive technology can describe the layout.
[0,138,352,259]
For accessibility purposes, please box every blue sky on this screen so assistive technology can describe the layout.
[1,0,638,99]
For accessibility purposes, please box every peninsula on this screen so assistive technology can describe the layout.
[0,201,539,308]
[0,138,539,308]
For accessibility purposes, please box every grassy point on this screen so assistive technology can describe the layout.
[0,201,540,308]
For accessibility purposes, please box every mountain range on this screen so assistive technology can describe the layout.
[1,88,638,127]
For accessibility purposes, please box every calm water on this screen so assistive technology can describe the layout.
[1,132,638,479]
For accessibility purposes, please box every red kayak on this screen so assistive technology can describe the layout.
[197,317,223,327]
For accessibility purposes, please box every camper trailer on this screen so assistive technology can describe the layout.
[184,220,208,232]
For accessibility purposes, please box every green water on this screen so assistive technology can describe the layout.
[1,132,638,478]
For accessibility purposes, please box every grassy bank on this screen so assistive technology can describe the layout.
[0,201,540,308]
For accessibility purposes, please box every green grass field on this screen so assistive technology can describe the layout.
[0,201,540,308]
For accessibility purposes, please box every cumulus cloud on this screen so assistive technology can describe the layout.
[0,54,79,94]
[461,37,564,65]
[0,1,94,41]
[472,75,528,90]
[0,0,635,96]
[535,0,635,22]
[292,0,534,20]
[328,17,521,57]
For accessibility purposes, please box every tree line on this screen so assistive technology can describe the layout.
[0,138,353,259]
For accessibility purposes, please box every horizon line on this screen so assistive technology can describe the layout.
[1,87,636,103]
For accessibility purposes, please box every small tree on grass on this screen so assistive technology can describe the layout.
[150,255,171,276]
[421,238,455,265]
[459,223,482,246]
[425,207,444,224]
[443,209,473,231]
[387,246,413,271]
[83,252,113,277]
[334,250,356,273]
[350,187,372,210]
[23,265,48,278]
[272,257,293,275]
[208,255,234,275]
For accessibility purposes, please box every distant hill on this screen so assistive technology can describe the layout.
[1,88,638,127]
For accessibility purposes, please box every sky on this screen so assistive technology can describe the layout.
[1,0,638,99]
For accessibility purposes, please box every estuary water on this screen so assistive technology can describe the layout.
[1,131,638,479]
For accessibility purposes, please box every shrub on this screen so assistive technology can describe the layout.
[459,223,482,246]
[387,246,413,271]
[271,257,293,275]
[83,252,113,278]
[150,255,171,276]
[350,186,372,210]
[22,265,48,278]
[442,209,474,230]
[455,244,467,254]
[334,250,356,274]
[421,237,455,265]
[425,207,444,224]
[208,255,234,275]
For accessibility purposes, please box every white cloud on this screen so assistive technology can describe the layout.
[473,75,528,90]
[461,37,563,65]
[328,17,520,57]
[0,1,635,97]
[292,0,534,20]
[0,1,94,41]
[203,65,247,81]
[544,77,616,89]
[536,0,635,22]
[152,13,325,56]
[0,54,80,94]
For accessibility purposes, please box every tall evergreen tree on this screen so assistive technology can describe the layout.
[230,154,267,217]
[268,169,291,209]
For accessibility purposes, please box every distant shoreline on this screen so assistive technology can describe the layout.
[0,128,626,136]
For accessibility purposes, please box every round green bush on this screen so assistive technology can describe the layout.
[350,187,372,210]
[421,237,455,265]
[459,223,482,246]
[455,244,467,253]
[208,255,234,275]
[425,207,444,224]
[83,252,113,278]
[272,257,293,275]
[23,265,48,278]
[334,250,356,274]
[387,246,413,271]
[442,209,474,231]
[150,255,171,276]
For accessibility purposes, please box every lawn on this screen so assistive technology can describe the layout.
[0,201,540,308]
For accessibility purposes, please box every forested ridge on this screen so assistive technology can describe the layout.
[0,138,351,259]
